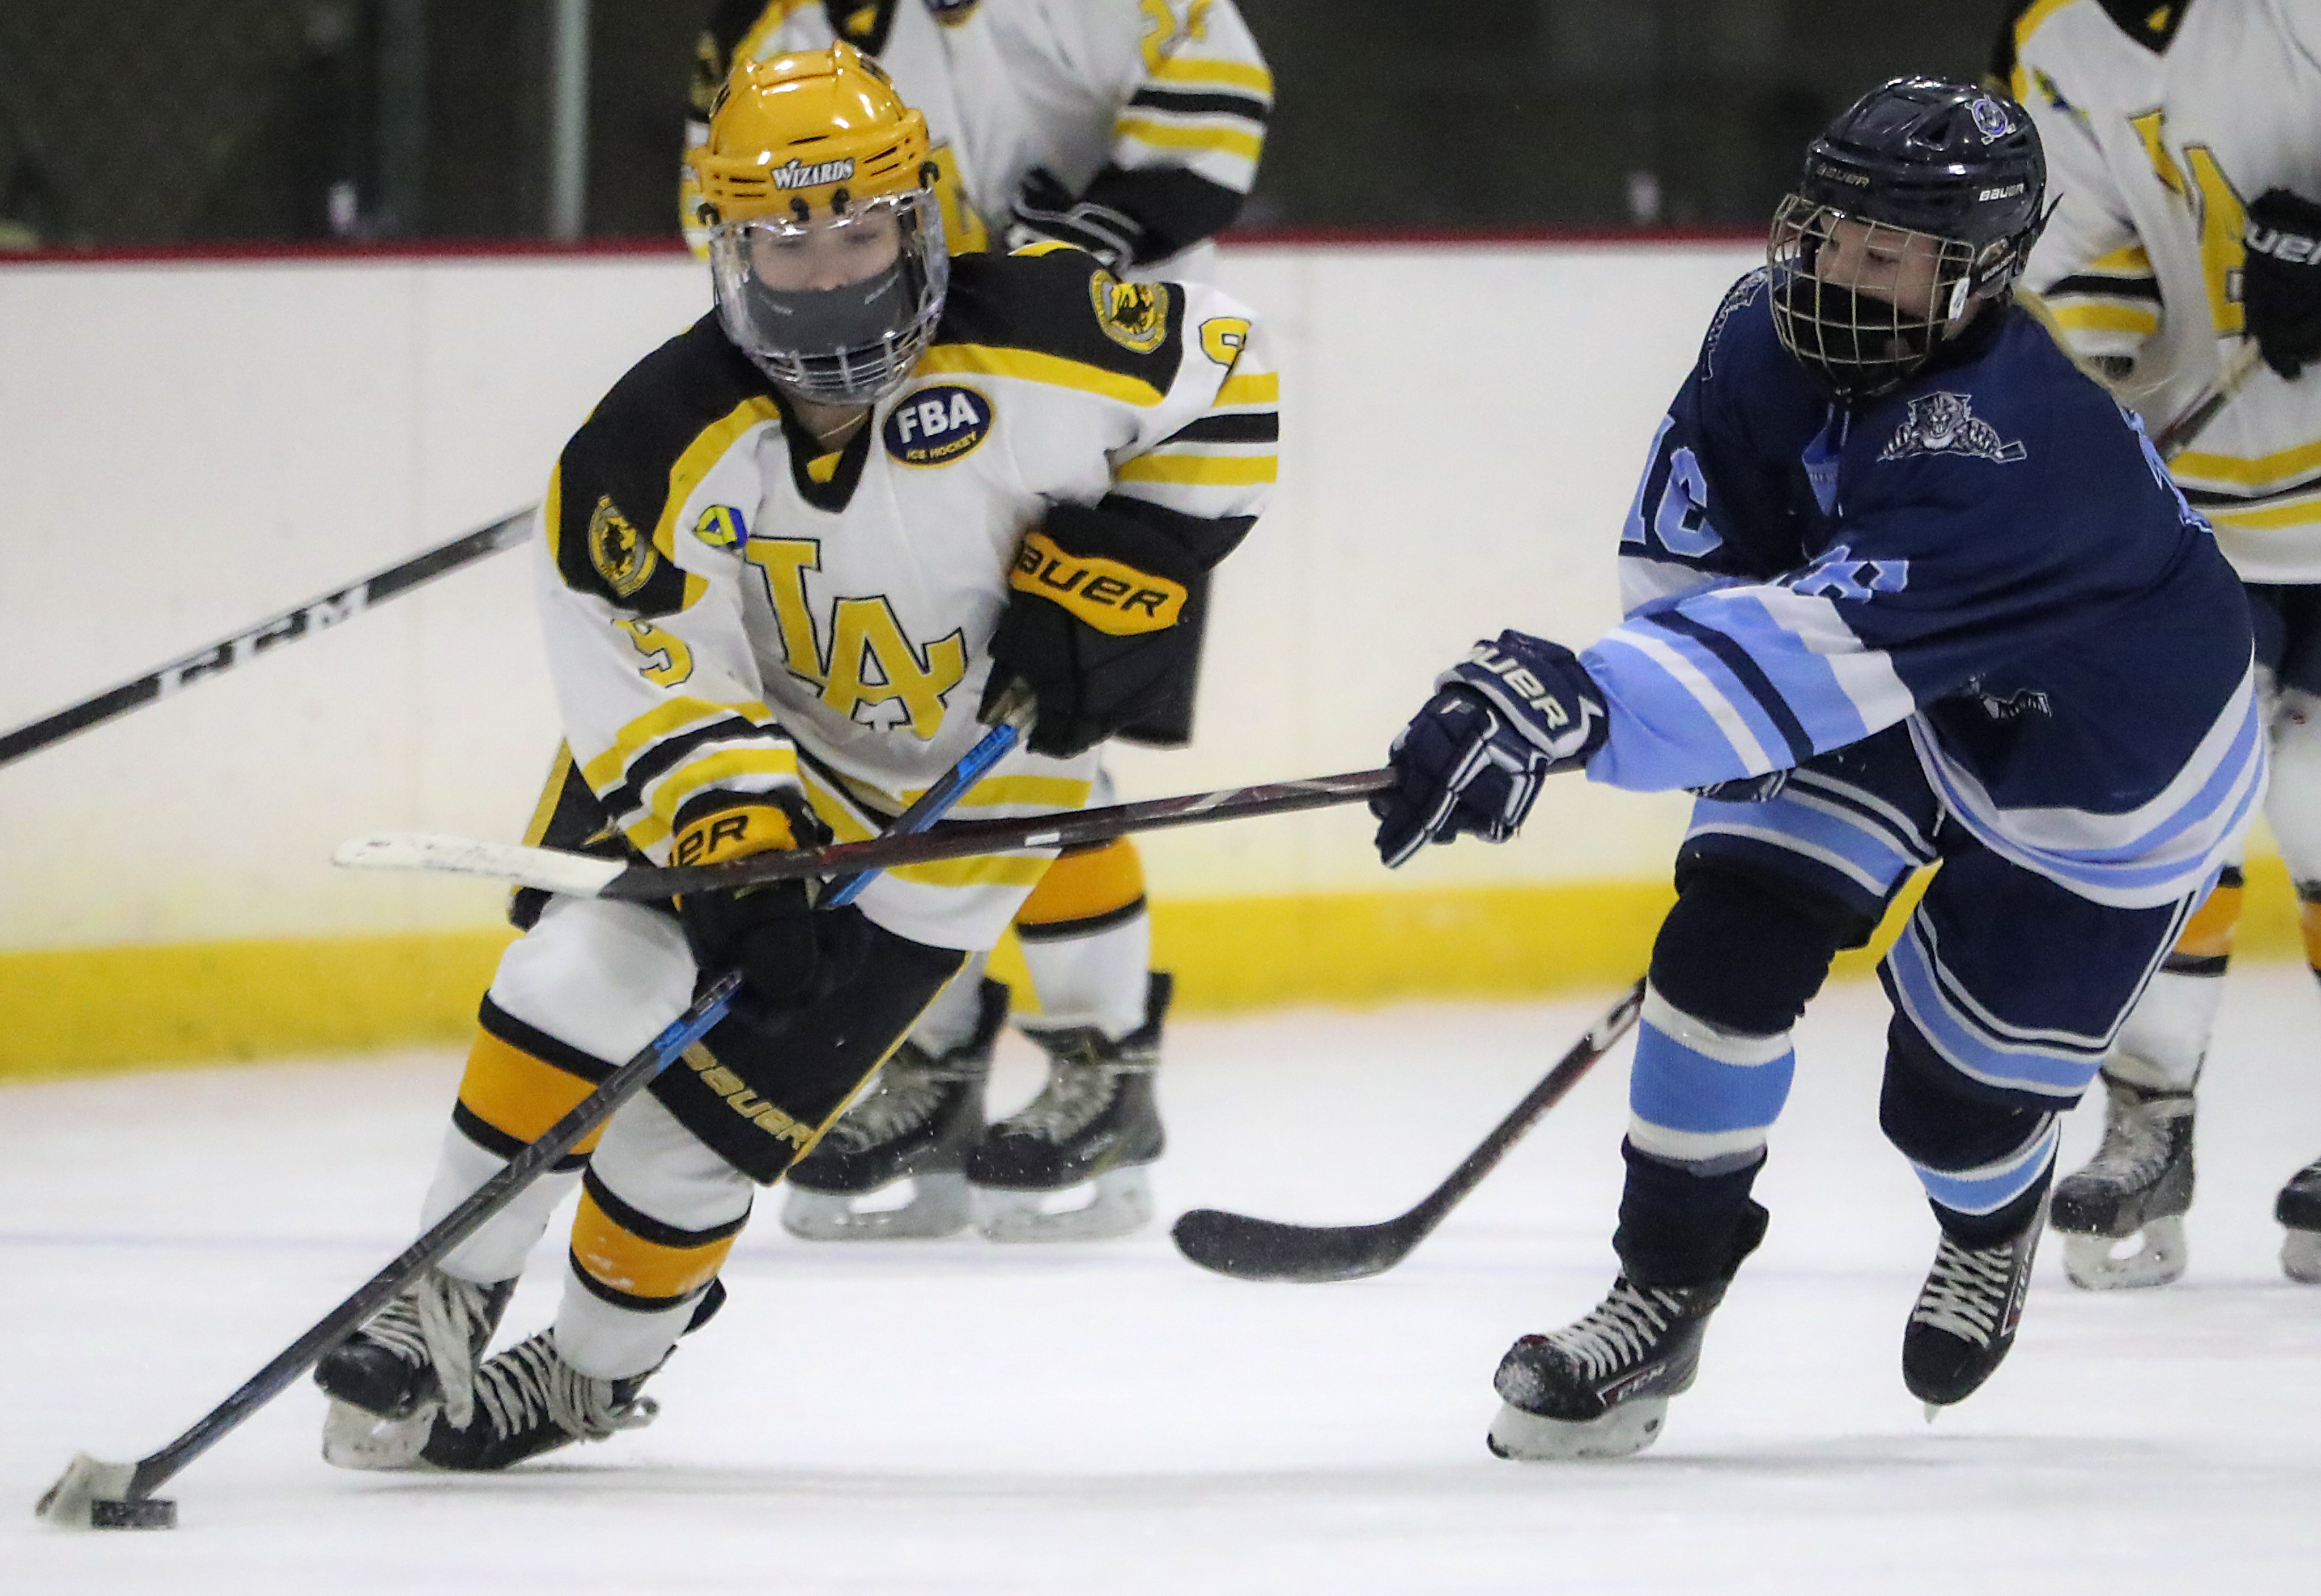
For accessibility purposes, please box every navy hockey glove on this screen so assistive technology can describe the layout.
[2244,188,2321,380]
[1005,166,1145,270]
[982,501,1208,758]
[673,791,842,1010]
[1372,631,1609,869]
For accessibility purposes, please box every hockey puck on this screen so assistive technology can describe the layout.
[89,1497,176,1531]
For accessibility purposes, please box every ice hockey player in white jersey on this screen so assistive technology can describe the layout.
[1999,0,2321,1290]
[681,1,1272,1245]
[1372,78,2260,1460]
[308,44,1274,1471]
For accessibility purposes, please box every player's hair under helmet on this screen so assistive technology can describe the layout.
[688,43,947,405]
[1767,76,2047,401]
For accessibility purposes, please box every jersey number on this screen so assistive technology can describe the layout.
[745,538,967,739]
[1622,416,1724,558]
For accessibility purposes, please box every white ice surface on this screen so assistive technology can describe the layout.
[6,970,2321,1593]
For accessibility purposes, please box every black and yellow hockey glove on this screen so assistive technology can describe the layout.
[2245,188,2321,381]
[981,501,1206,759]
[673,790,843,1010]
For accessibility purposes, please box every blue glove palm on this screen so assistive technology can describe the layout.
[1372,631,1609,868]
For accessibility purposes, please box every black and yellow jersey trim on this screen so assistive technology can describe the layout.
[925,250,1187,407]
[1995,0,2193,82]
[546,314,779,617]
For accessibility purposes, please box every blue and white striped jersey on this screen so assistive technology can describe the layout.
[1585,269,2262,909]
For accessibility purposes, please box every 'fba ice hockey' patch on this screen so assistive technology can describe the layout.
[883,384,993,466]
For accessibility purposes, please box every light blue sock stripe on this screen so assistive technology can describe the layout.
[1912,1119,2060,1216]
[1629,1017,1797,1138]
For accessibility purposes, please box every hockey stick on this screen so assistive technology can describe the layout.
[821,685,1039,908]
[335,766,1400,902]
[33,970,741,1531]
[1170,978,1646,1283]
[0,505,535,770]
[2152,339,2265,461]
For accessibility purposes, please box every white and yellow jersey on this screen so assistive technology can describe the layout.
[683,0,1272,277]
[2001,0,2321,580]
[530,247,1275,951]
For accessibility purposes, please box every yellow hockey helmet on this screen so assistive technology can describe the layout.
[689,43,947,405]
[689,42,933,226]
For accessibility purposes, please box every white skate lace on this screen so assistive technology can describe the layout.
[2083,1081,2171,1191]
[1909,1235,2014,1348]
[469,1333,656,1444]
[823,1052,965,1151]
[354,1269,498,1429]
[1546,1280,1691,1380]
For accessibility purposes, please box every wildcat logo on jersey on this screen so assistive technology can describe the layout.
[1967,680,2053,722]
[1878,392,2027,465]
[771,158,856,190]
[1091,271,1170,354]
[883,384,993,466]
[588,496,656,597]
[924,0,981,24]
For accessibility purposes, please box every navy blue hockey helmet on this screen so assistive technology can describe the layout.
[1769,77,2048,400]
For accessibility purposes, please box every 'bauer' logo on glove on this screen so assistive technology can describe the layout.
[2244,188,2321,380]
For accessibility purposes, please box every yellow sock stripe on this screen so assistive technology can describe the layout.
[2177,883,2245,960]
[1016,838,1146,928]
[458,1029,609,1154]
[569,1189,738,1302]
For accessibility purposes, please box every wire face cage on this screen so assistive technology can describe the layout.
[1766,194,1979,401]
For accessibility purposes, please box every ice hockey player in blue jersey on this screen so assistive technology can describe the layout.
[1370,78,2262,1461]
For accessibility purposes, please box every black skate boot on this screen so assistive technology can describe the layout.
[1903,1206,2044,1412]
[2050,1075,2194,1291]
[781,979,1008,1240]
[316,1266,513,1470]
[1487,1202,1767,1461]
[2276,1156,2321,1284]
[967,972,1170,1242]
[417,1331,658,1472]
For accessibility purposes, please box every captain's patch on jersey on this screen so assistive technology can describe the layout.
[1090,270,1170,354]
[1878,392,2027,465]
[883,384,993,466]
[588,496,657,596]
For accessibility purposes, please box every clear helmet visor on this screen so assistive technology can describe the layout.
[707,190,949,406]
[1767,195,1980,401]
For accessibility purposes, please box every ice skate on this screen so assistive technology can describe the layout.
[316,1266,512,1469]
[1487,1274,1736,1461]
[781,979,1008,1241]
[968,973,1169,1242]
[2050,1076,2194,1291]
[416,1331,658,1472]
[1903,1208,2044,1412]
[2276,1156,2321,1284]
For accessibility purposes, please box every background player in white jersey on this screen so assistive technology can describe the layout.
[681,0,1273,1244]
[1997,0,2321,1289]
[308,43,1275,1471]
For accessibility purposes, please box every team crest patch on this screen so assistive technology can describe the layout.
[1969,96,2014,141]
[884,384,993,466]
[1878,392,2027,465]
[692,503,746,549]
[1090,270,1170,354]
[588,496,656,597]
[924,0,981,24]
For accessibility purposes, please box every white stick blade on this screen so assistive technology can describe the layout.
[332,833,626,897]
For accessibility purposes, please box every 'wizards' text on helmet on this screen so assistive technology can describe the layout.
[1769,77,2049,401]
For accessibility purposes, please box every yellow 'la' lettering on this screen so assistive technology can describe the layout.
[821,598,966,739]
[745,537,964,737]
[745,537,828,686]
[2129,109,2246,335]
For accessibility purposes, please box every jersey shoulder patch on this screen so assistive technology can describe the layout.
[924,251,1189,407]
[550,316,779,615]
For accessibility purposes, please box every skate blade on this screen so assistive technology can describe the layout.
[1485,1398,1669,1461]
[2282,1229,2321,1285]
[780,1174,972,1241]
[34,1453,174,1530]
[322,1400,437,1472]
[974,1167,1152,1243]
[2061,1219,2186,1291]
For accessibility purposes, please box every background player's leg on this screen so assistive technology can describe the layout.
[1493,730,1935,1462]
[1881,847,2197,1408]
[316,896,697,1467]
[971,833,1168,1242]
[2264,675,2321,1282]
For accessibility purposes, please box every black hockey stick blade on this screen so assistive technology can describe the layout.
[336,767,1398,901]
[2152,339,2263,461]
[0,505,534,770]
[1172,978,1646,1283]
[33,972,739,1530]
